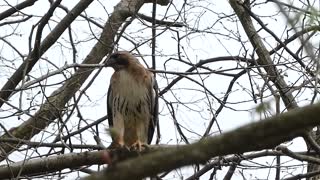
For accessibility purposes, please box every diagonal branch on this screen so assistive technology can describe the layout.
[229,0,298,110]
[0,0,94,108]
[0,0,38,21]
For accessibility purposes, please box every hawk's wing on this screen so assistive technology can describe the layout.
[107,84,114,139]
[147,75,159,144]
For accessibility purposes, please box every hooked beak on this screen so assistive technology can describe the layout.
[105,57,116,67]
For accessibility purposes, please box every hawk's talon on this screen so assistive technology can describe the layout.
[122,145,131,152]
[141,144,150,150]
[129,140,147,151]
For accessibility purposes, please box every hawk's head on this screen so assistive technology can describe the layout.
[105,51,139,71]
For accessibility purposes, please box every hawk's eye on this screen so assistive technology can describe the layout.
[110,54,120,59]
[117,57,128,66]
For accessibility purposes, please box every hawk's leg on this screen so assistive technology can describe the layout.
[130,140,148,151]
[130,140,142,151]
[129,119,149,151]
[108,128,125,149]
[110,113,125,149]
[108,136,125,149]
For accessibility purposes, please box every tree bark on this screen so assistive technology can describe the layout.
[84,101,320,180]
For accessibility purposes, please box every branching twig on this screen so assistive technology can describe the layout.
[0,0,37,21]
[229,0,298,110]
[0,0,95,107]
[0,0,170,163]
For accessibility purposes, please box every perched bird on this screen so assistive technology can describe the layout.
[106,51,158,150]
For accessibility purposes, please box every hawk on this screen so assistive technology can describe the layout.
[106,51,158,150]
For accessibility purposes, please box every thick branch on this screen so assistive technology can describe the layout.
[0,145,171,178]
[0,151,105,178]
[0,0,38,21]
[85,102,320,180]
[1,100,320,178]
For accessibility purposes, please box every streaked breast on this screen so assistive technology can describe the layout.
[112,70,150,117]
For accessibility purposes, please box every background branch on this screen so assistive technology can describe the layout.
[0,0,38,21]
[0,0,170,163]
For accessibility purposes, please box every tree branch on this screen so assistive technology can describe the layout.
[1,99,320,178]
[0,151,105,178]
[0,0,94,108]
[0,0,38,21]
[84,102,320,180]
[137,13,184,27]
[0,138,102,150]
[0,145,172,178]
[229,0,298,110]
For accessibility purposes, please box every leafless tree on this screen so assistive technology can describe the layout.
[0,0,320,179]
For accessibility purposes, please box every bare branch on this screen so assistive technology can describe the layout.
[0,151,105,178]
[0,0,95,160]
[0,0,38,21]
[0,0,170,162]
[229,0,298,110]
[0,0,95,108]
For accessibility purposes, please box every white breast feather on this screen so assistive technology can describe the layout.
[117,70,148,101]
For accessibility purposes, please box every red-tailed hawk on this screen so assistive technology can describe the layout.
[106,51,158,150]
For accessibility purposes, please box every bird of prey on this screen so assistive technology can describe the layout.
[106,51,158,150]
